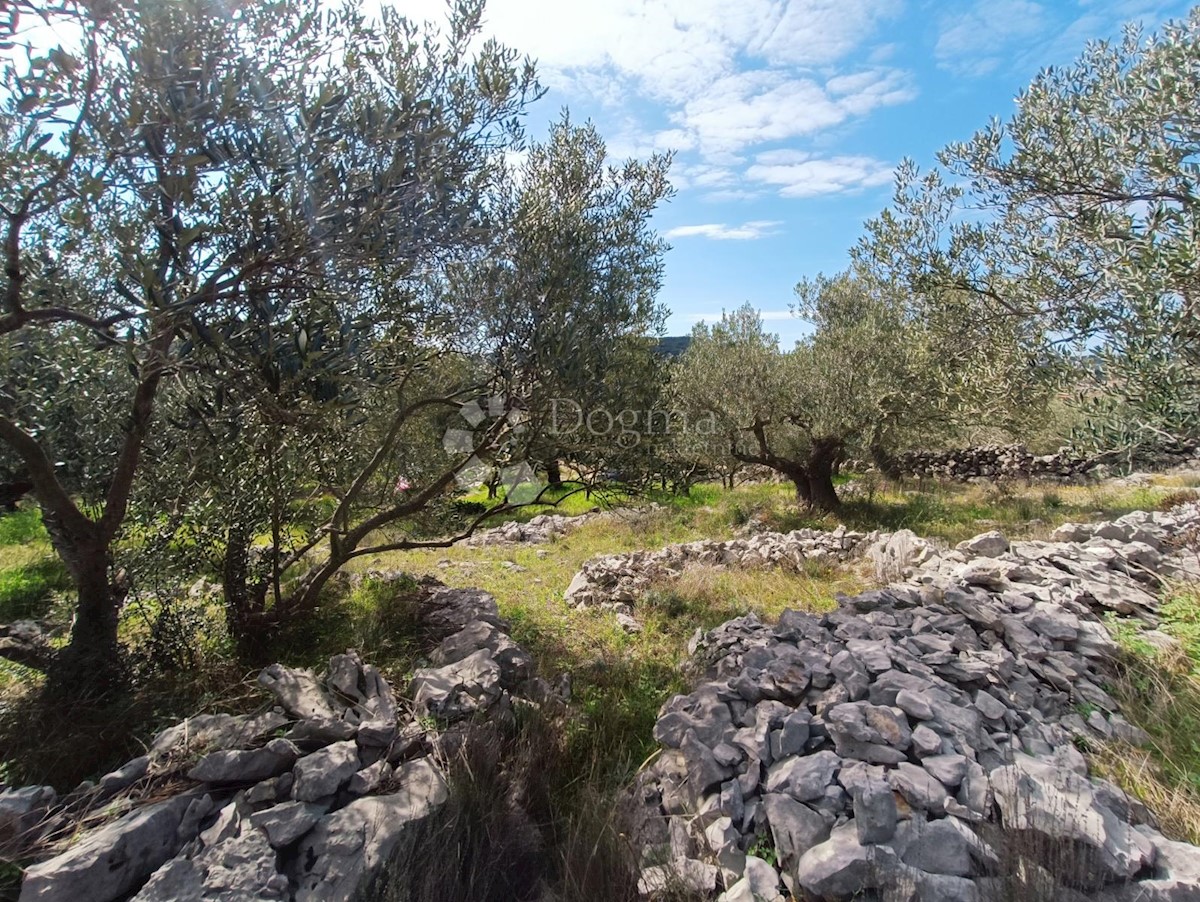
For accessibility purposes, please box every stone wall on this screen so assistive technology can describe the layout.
[564,527,876,633]
[880,443,1200,482]
[627,503,1200,901]
[2,582,553,902]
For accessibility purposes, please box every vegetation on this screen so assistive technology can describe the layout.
[854,11,1200,461]
[671,282,1054,511]
[0,0,673,689]
[2,1,1200,898]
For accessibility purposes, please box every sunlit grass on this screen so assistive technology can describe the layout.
[1097,581,1200,845]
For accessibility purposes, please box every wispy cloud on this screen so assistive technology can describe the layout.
[393,0,917,178]
[935,0,1048,76]
[746,150,895,198]
[666,220,783,240]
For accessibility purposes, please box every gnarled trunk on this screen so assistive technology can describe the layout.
[805,441,841,512]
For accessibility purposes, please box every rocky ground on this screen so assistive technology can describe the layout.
[3,499,1200,901]
[1,583,557,902]
[627,503,1200,901]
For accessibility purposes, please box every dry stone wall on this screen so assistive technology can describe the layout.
[885,443,1200,482]
[564,527,876,632]
[2,582,553,902]
[628,503,1200,901]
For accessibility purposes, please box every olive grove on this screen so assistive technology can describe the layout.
[0,0,672,688]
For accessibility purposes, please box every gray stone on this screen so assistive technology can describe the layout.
[957,530,1009,558]
[286,717,357,745]
[770,710,811,760]
[827,702,911,747]
[348,759,392,795]
[0,785,56,847]
[133,808,285,901]
[853,779,897,844]
[355,719,396,747]
[895,688,933,721]
[293,759,447,902]
[911,724,944,758]
[409,648,502,721]
[764,793,830,872]
[637,859,719,895]
[248,801,326,848]
[19,796,190,902]
[888,762,948,814]
[151,711,290,759]
[429,619,533,689]
[990,754,1156,881]
[98,756,150,796]
[258,664,338,720]
[796,824,898,900]
[742,854,781,899]
[682,730,733,796]
[899,818,974,876]
[188,739,300,785]
[830,651,870,701]
[292,741,360,802]
[765,750,840,802]
[922,754,968,789]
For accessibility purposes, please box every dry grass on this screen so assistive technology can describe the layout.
[1095,584,1200,846]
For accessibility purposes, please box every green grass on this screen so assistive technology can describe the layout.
[0,508,47,546]
[0,508,69,626]
[0,473,1192,810]
[1096,581,1200,844]
[0,558,71,621]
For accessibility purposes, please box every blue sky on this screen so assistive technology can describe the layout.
[390,0,1195,345]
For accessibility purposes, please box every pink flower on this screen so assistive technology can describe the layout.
[394,476,412,494]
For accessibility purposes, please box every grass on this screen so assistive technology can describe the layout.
[1095,580,1200,844]
[0,471,1193,844]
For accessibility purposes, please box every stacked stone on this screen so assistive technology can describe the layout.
[463,511,597,546]
[630,503,1200,901]
[893,444,1096,481]
[3,584,547,902]
[563,527,874,628]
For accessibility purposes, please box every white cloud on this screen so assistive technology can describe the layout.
[386,0,916,172]
[749,0,904,66]
[747,151,895,197]
[936,0,1048,77]
[672,68,914,157]
[930,0,1178,78]
[666,220,784,240]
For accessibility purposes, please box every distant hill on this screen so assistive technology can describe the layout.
[654,335,691,358]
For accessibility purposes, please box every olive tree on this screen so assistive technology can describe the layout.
[673,272,1051,510]
[855,10,1200,457]
[0,0,540,688]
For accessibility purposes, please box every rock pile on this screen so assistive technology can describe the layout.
[3,583,548,902]
[463,511,598,546]
[564,527,874,628]
[887,443,1200,482]
[628,503,1200,901]
[893,445,1097,482]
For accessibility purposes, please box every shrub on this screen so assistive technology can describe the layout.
[0,509,47,546]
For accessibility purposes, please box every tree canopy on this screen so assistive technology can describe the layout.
[855,10,1200,457]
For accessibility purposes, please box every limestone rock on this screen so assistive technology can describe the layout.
[19,796,191,902]
[293,759,447,902]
